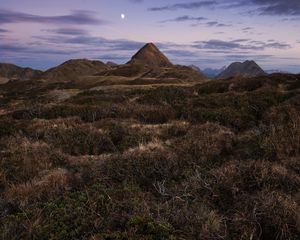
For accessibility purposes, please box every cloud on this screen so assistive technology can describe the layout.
[164,49,200,58]
[0,44,27,52]
[160,16,230,27]
[149,0,300,16]
[0,43,80,55]
[224,54,273,60]
[43,28,88,36]
[249,0,300,16]
[160,15,207,23]
[0,9,106,25]
[222,0,300,16]
[60,36,144,51]
[0,28,9,33]
[148,1,217,11]
[193,39,261,50]
[193,39,291,50]
[265,42,291,49]
[242,27,253,31]
[231,39,251,43]
[205,21,231,27]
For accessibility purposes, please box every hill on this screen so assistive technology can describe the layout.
[42,59,109,82]
[218,60,266,79]
[0,63,42,81]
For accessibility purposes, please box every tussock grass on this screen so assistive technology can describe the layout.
[0,73,299,239]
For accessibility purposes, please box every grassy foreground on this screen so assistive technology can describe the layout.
[0,74,299,239]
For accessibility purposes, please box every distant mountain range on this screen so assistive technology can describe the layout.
[0,43,268,82]
[202,67,226,78]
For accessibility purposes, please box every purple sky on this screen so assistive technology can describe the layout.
[0,0,300,72]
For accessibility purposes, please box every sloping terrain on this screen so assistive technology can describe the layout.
[42,59,109,82]
[0,72,299,239]
[0,63,42,81]
[218,60,266,79]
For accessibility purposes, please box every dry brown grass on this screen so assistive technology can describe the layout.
[5,168,70,206]
[262,108,300,159]
[1,136,67,183]
[176,123,235,166]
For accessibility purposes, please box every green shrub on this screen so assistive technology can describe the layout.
[137,87,190,106]
[45,125,115,156]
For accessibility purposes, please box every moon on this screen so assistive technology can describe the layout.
[121,14,125,20]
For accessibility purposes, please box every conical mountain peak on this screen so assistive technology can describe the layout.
[128,42,173,67]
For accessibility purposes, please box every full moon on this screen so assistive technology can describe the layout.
[121,14,125,19]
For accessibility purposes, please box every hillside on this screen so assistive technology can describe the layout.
[0,63,42,81]
[0,71,299,239]
[42,59,109,82]
[218,60,266,79]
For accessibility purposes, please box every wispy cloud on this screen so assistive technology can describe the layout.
[149,0,300,16]
[248,0,300,16]
[149,1,217,11]
[193,39,291,50]
[160,15,230,28]
[160,15,207,23]
[0,28,9,33]
[205,21,231,27]
[42,28,89,36]
[0,43,80,55]
[242,27,253,31]
[223,0,300,16]
[0,9,107,25]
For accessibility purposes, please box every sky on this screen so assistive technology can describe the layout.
[0,0,300,72]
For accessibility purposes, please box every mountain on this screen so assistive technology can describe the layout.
[101,43,206,82]
[203,66,226,78]
[106,61,118,68]
[0,63,42,81]
[127,43,173,67]
[189,65,203,73]
[42,59,109,81]
[217,60,266,79]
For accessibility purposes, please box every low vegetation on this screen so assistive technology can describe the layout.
[0,73,299,239]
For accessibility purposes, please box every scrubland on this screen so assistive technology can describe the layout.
[0,74,299,239]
